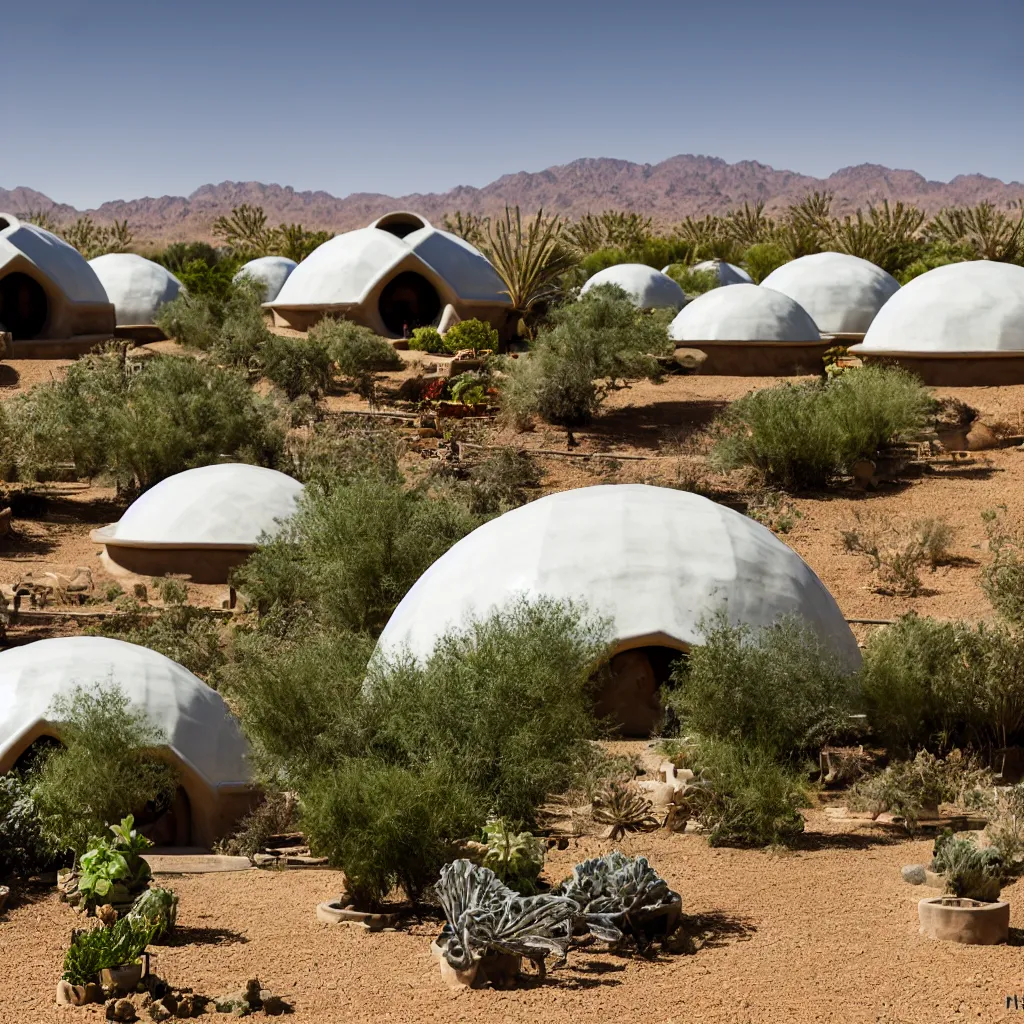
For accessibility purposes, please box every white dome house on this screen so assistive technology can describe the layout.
[761,252,900,338]
[690,259,754,286]
[233,255,297,302]
[376,485,860,735]
[668,284,825,375]
[580,264,686,310]
[0,213,115,355]
[92,463,304,584]
[267,211,512,337]
[0,636,254,845]
[89,253,183,339]
[849,261,1024,385]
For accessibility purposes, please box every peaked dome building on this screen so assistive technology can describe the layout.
[690,259,754,286]
[580,264,687,310]
[267,212,512,336]
[0,213,115,354]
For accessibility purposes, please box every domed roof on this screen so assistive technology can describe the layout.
[668,284,821,343]
[691,260,754,286]
[0,213,108,305]
[233,256,297,302]
[761,253,899,335]
[93,464,303,549]
[271,215,509,309]
[0,636,250,787]
[852,261,1024,354]
[580,264,686,310]
[376,485,860,670]
[89,253,183,326]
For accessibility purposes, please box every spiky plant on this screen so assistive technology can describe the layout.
[925,202,1024,263]
[724,200,776,248]
[213,204,280,258]
[277,223,330,262]
[442,211,491,247]
[564,211,654,254]
[591,782,661,840]
[779,191,833,258]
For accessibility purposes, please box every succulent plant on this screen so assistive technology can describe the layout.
[125,886,178,940]
[932,832,1003,902]
[480,818,546,892]
[591,783,661,840]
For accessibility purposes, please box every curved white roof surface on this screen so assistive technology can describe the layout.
[852,261,1024,354]
[668,284,821,343]
[580,264,686,310]
[271,217,509,308]
[233,255,297,302]
[0,214,108,305]
[692,260,754,286]
[94,463,303,549]
[761,252,900,335]
[376,485,860,670]
[89,253,183,326]
[0,636,250,787]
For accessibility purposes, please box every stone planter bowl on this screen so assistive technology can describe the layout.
[99,960,144,991]
[918,896,1010,945]
[316,900,398,931]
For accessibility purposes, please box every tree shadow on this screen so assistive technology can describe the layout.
[790,829,909,853]
[0,364,20,389]
[1006,927,1024,947]
[583,399,730,453]
[162,926,248,947]
[685,910,758,949]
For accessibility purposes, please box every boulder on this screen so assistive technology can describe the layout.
[901,864,927,885]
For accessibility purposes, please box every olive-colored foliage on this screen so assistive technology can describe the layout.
[408,326,444,352]
[498,285,672,427]
[442,318,499,354]
[709,365,933,489]
[980,508,1024,625]
[259,332,334,401]
[740,242,791,283]
[662,266,719,296]
[31,684,178,856]
[0,772,56,879]
[310,318,402,377]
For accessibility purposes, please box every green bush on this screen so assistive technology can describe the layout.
[689,738,809,847]
[442,318,499,354]
[740,243,791,283]
[0,773,55,879]
[258,333,334,401]
[464,447,541,515]
[981,508,1024,624]
[662,266,720,296]
[225,597,609,905]
[10,350,286,493]
[861,614,1024,754]
[498,285,672,427]
[408,326,444,352]
[709,365,933,489]
[311,318,402,378]
[231,471,483,634]
[932,832,1003,900]
[31,685,178,856]
[666,614,861,760]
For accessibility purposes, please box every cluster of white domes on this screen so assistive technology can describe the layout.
[761,252,900,337]
[668,284,821,344]
[88,253,183,327]
[233,256,297,302]
[580,264,687,310]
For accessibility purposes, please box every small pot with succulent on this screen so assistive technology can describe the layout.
[918,833,1010,945]
[62,816,153,914]
[59,914,157,1004]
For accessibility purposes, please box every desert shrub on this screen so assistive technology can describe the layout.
[210,281,273,368]
[231,472,483,634]
[10,350,285,492]
[258,333,334,401]
[464,447,541,514]
[688,738,809,847]
[313,318,402,376]
[498,285,672,427]
[215,792,298,860]
[710,366,932,489]
[985,784,1024,869]
[31,684,178,855]
[662,266,720,296]
[0,772,56,879]
[665,614,861,760]
[932,832,1003,900]
[740,242,791,283]
[286,419,403,488]
[442,318,499,354]
[408,326,445,352]
[981,508,1024,624]
[862,615,1024,753]
[154,291,220,350]
[841,515,956,596]
[155,241,221,275]
[225,598,609,905]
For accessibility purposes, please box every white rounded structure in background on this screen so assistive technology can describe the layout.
[233,255,297,302]
[377,483,860,671]
[581,264,686,310]
[89,253,183,330]
[268,211,511,336]
[691,259,754,286]
[92,463,304,584]
[761,252,900,337]
[0,212,114,352]
[669,284,820,343]
[849,261,1024,385]
[0,636,253,845]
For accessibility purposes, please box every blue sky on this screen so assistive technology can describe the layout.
[1,0,1021,208]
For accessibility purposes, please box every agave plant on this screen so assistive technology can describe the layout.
[558,851,682,950]
[125,886,178,940]
[591,782,661,840]
[435,859,576,978]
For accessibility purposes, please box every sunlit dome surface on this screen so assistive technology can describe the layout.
[852,261,1024,354]
[233,255,297,302]
[89,253,183,326]
[0,637,250,788]
[761,252,900,335]
[691,260,754,286]
[580,264,686,310]
[95,464,303,548]
[668,284,821,343]
[377,485,860,669]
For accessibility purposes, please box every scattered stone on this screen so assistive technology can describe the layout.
[147,1001,172,1022]
[106,997,138,1022]
[56,980,102,1006]
[96,903,119,927]
[902,864,927,885]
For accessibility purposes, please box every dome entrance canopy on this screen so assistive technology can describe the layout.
[378,271,442,334]
[0,271,48,339]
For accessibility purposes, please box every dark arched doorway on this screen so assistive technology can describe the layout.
[12,735,63,774]
[593,645,688,737]
[378,271,441,336]
[375,213,426,239]
[0,272,49,340]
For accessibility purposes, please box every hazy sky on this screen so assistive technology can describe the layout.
[2,0,1021,208]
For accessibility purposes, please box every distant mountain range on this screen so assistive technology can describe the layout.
[3,155,1023,246]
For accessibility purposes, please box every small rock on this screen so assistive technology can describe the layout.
[147,1001,172,1022]
[106,997,138,1022]
[902,864,927,885]
[261,994,288,1016]
[174,993,203,1018]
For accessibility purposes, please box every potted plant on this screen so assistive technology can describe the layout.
[63,816,153,913]
[60,915,157,1003]
[918,833,1010,944]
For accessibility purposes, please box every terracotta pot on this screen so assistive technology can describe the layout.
[434,946,521,991]
[918,896,1010,945]
[99,960,144,991]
